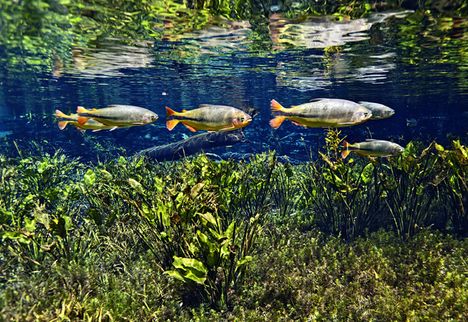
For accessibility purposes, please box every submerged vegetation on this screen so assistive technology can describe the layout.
[1,131,467,319]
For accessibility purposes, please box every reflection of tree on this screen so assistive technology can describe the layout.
[0,0,467,74]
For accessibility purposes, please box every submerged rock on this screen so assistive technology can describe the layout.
[135,129,246,161]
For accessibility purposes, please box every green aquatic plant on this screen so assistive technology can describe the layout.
[0,137,467,319]
[425,140,467,235]
[300,129,386,240]
[78,154,273,308]
[161,153,276,308]
[0,152,95,271]
[380,142,441,240]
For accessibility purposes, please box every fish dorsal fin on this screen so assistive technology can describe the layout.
[182,109,187,113]
[365,139,377,142]
[199,104,233,109]
[309,98,328,102]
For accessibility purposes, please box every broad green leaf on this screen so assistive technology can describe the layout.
[361,163,375,184]
[3,231,31,244]
[164,270,185,282]
[171,256,207,285]
[199,212,217,227]
[37,160,49,174]
[172,256,207,274]
[35,210,50,230]
[24,217,36,233]
[236,256,253,269]
[99,169,112,180]
[84,169,96,186]
[435,143,445,152]
[128,178,144,194]
[197,230,210,247]
[224,221,235,239]
[183,270,207,285]
[191,182,205,197]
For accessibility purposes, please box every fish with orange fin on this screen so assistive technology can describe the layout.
[55,109,122,132]
[166,104,252,132]
[269,98,372,129]
[341,139,404,159]
[76,105,158,127]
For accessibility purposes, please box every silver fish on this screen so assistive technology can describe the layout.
[166,104,252,132]
[342,139,404,158]
[358,101,395,120]
[270,98,372,129]
[77,104,158,127]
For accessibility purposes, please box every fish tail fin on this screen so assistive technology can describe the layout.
[166,119,180,131]
[270,99,285,112]
[58,121,68,130]
[341,140,351,159]
[55,109,68,118]
[269,116,286,129]
[165,106,179,117]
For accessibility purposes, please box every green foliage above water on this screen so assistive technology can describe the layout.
[0,135,467,319]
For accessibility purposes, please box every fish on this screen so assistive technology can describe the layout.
[341,139,404,159]
[269,98,372,129]
[76,105,158,126]
[55,110,125,132]
[165,104,252,132]
[358,101,395,120]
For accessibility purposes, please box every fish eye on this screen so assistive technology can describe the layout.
[239,117,245,122]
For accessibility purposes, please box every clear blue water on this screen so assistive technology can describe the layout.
[0,10,467,162]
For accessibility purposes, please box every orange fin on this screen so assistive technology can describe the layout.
[58,121,68,130]
[166,106,179,117]
[166,119,179,131]
[341,150,351,159]
[291,121,306,127]
[77,116,89,125]
[269,116,286,129]
[270,99,284,112]
[55,109,68,118]
[182,122,197,132]
[341,140,351,159]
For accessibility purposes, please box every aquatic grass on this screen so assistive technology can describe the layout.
[381,141,467,240]
[1,137,467,318]
[299,130,387,240]
[381,143,440,241]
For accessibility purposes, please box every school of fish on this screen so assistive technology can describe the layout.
[55,98,403,159]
